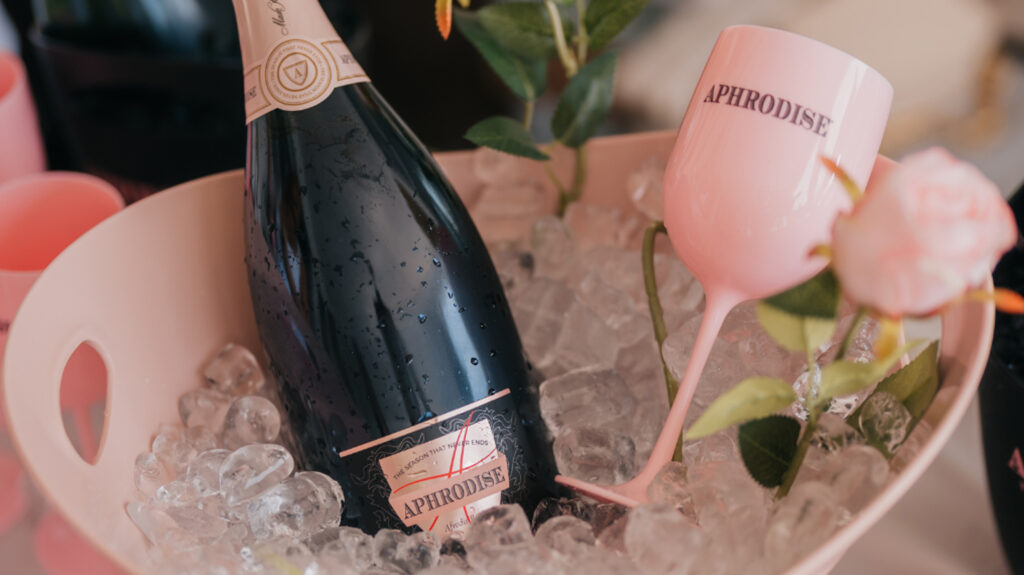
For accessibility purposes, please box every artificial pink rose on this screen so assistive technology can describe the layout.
[831,147,1017,317]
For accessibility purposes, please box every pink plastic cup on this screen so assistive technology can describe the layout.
[0,172,122,560]
[0,51,46,183]
[0,172,124,437]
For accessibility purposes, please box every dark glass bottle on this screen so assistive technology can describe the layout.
[980,179,1024,573]
[232,0,556,535]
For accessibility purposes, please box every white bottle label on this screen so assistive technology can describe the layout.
[244,34,368,122]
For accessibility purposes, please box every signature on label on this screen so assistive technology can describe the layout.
[1009,447,1024,491]
[267,0,288,35]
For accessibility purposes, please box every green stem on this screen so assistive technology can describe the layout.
[556,144,587,217]
[544,0,578,77]
[543,160,568,197]
[642,222,674,397]
[523,99,535,131]
[575,0,589,63]
[836,307,867,360]
[776,408,820,498]
[641,221,682,462]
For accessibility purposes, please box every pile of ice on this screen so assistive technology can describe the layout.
[128,150,947,575]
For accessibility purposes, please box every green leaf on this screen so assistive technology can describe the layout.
[763,269,841,319]
[738,416,801,488]
[477,2,572,61]
[455,10,547,101]
[686,377,797,440]
[585,0,648,51]
[551,52,617,148]
[756,303,836,354]
[814,339,926,410]
[861,340,940,420]
[465,116,549,160]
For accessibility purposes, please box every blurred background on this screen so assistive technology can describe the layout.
[0,0,1022,573]
[1,0,1023,198]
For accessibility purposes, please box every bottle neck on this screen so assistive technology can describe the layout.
[231,0,368,123]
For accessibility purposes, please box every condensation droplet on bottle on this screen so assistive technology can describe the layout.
[417,314,428,324]
[470,357,480,365]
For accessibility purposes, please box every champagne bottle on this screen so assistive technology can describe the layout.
[231,0,557,535]
[981,180,1024,573]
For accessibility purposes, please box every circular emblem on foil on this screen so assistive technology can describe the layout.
[264,38,332,108]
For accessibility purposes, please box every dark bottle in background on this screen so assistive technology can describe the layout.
[981,178,1024,574]
[232,0,557,535]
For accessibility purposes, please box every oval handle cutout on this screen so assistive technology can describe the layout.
[59,342,109,465]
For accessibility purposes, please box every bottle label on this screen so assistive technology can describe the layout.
[244,34,368,123]
[339,389,529,535]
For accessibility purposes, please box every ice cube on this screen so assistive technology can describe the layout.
[164,503,230,540]
[307,526,373,569]
[662,316,752,408]
[179,388,233,431]
[152,426,200,477]
[577,272,639,335]
[531,216,577,282]
[155,480,200,507]
[248,474,335,541]
[530,497,595,531]
[303,557,360,575]
[539,367,636,436]
[242,537,314,574]
[688,461,771,572]
[624,503,706,575]
[720,302,807,383]
[553,426,636,485]
[489,245,534,301]
[687,460,771,530]
[204,343,266,395]
[857,392,912,453]
[135,452,173,496]
[568,546,641,575]
[563,203,645,251]
[219,443,295,506]
[763,482,845,569]
[535,515,596,559]
[186,449,231,497]
[594,512,629,554]
[682,431,739,466]
[512,279,577,370]
[627,157,667,221]
[547,301,621,376]
[297,471,344,531]
[463,505,542,574]
[652,253,703,320]
[811,413,865,455]
[646,462,696,520]
[589,503,630,539]
[126,501,201,552]
[815,445,890,512]
[372,530,441,574]
[464,504,533,551]
[222,396,282,450]
[629,401,668,467]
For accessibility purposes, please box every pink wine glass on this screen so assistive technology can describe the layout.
[557,25,893,506]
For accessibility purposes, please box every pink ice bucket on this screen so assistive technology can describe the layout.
[2,132,994,574]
